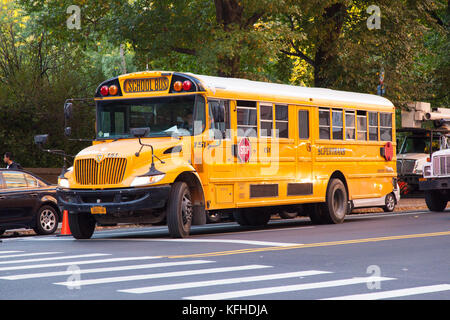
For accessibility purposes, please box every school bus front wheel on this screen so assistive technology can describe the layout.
[167,181,194,238]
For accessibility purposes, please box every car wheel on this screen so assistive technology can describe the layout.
[167,182,193,238]
[383,193,396,212]
[33,205,59,235]
[0,228,5,236]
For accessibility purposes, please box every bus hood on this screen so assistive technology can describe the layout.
[70,137,191,188]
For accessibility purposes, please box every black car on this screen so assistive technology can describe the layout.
[0,169,61,236]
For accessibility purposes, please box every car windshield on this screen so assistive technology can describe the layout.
[96,95,205,139]
[399,136,439,154]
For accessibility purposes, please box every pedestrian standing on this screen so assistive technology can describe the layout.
[3,152,22,170]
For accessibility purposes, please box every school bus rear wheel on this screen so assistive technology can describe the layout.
[323,179,348,224]
[167,182,193,238]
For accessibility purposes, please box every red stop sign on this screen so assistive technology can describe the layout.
[383,141,394,161]
[238,137,251,163]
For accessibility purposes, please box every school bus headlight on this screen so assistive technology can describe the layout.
[130,174,165,187]
[58,178,70,188]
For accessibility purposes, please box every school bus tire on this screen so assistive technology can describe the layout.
[233,208,271,227]
[68,212,96,239]
[322,178,348,224]
[424,190,448,212]
[167,182,193,238]
[306,203,326,224]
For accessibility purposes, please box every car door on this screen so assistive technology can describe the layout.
[0,171,36,224]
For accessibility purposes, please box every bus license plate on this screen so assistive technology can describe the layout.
[91,206,106,214]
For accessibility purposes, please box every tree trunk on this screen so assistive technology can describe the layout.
[313,3,347,87]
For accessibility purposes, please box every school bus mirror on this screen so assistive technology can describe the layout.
[64,102,73,120]
[130,127,150,138]
[34,134,48,145]
[64,127,72,137]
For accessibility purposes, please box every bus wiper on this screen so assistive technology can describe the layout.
[130,127,165,176]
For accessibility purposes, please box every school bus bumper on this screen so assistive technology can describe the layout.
[56,185,171,214]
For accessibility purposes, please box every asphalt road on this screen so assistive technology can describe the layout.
[0,209,449,303]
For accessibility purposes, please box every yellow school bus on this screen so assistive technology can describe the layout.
[57,71,397,239]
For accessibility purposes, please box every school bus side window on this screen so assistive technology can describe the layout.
[368,112,378,141]
[380,112,393,141]
[345,110,355,140]
[260,103,273,138]
[298,110,309,139]
[332,109,343,140]
[237,100,257,137]
[319,108,330,139]
[209,99,230,139]
[357,110,367,140]
[275,105,289,138]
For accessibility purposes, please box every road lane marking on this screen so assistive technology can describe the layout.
[0,252,61,259]
[323,284,450,300]
[54,264,271,287]
[0,251,24,254]
[167,230,450,258]
[184,276,396,300]
[148,239,300,247]
[0,260,214,280]
[0,253,110,265]
[118,270,331,294]
[0,256,161,272]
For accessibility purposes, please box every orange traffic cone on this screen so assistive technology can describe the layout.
[60,210,71,236]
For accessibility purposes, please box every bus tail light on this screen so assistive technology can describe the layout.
[100,85,109,96]
[109,85,118,96]
[173,81,183,92]
[182,80,192,91]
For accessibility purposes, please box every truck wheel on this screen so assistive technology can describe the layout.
[167,182,193,238]
[424,190,448,212]
[321,179,348,224]
[383,193,396,212]
[68,212,96,239]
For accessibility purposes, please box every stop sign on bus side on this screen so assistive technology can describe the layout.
[238,137,251,163]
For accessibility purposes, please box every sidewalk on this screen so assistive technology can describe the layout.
[353,197,427,213]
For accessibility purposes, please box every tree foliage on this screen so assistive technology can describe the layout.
[0,0,448,167]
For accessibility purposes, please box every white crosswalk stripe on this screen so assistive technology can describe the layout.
[0,252,61,259]
[184,276,396,300]
[323,284,450,300]
[0,256,161,271]
[0,253,110,265]
[0,250,447,300]
[54,264,271,287]
[118,270,332,294]
[0,260,214,280]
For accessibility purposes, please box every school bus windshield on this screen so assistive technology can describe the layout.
[96,95,205,139]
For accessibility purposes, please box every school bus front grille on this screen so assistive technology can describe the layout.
[74,158,127,185]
